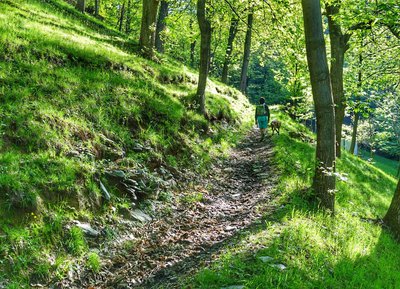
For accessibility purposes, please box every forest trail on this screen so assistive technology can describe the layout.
[66,129,278,289]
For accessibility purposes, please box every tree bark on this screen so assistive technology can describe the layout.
[301,0,336,213]
[350,53,363,154]
[221,17,239,84]
[155,1,169,53]
[125,0,132,34]
[76,0,85,13]
[384,179,400,239]
[118,2,126,32]
[326,2,351,158]
[94,0,100,17]
[139,0,160,59]
[239,11,253,93]
[349,112,359,154]
[190,40,197,67]
[196,0,212,116]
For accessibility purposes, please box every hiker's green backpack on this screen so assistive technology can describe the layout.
[255,104,268,117]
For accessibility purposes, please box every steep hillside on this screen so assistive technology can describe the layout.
[0,0,252,286]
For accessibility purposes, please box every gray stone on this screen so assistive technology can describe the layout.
[131,209,152,223]
[75,222,100,237]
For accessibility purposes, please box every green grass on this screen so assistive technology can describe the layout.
[359,149,399,178]
[0,0,253,286]
[186,110,400,289]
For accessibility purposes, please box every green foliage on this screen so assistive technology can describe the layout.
[86,252,101,273]
[0,0,253,286]
[187,110,400,289]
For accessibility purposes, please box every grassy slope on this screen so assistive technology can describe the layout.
[0,0,252,286]
[188,110,400,289]
[359,149,399,178]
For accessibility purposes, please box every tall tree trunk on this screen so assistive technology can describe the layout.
[94,0,100,17]
[221,17,239,84]
[384,179,400,239]
[326,2,351,158]
[239,11,253,93]
[76,0,85,13]
[155,1,169,53]
[301,0,336,213]
[190,40,197,67]
[139,0,160,59]
[349,112,359,154]
[196,0,212,116]
[118,2,126,32]
[125,0,132,34]
[350,53,363,154]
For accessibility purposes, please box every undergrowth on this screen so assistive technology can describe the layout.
[187,110,400,289]
[0,0,252,286]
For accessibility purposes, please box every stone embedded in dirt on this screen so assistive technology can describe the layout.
[75,222,100,237]
[224,225,236,232]
[231,193,241,200]
[99,181,111,201]
[131,209,152,223]
[270,263,287,270]
[258,256,274,263]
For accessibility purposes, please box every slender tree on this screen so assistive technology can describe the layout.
[139,0,160,59]
[301,0,336,213]
[221,17,239,84]
[326,1,351,158]
[118,1,126,32]
[350,53,363,154]
[239,9,253,93]
[125,0,132,34]
[155,0,169,53]
[94,0,100,17]
[76,0,85,13]
[196,0,212,115]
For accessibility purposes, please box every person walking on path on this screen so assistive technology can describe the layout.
[255,97,270,141]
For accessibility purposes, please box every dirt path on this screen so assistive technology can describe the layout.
[66,129,278,289]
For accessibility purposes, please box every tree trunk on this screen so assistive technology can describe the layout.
[118,2,126,32]
[301,0,336,213]
[384,179,400,239]
[326,2,351,158]
[125,0,131,34]
[350,52,363,155]
[155,0,169,53]
[139,0,160,59]
[190,40,197,67]
[239,11,253,93]
[94,0,100,17]
[349,112,359,154]
[221,17,239,84]
[397,159,400,177]
[196,0,212,116]
[76,0,85,13]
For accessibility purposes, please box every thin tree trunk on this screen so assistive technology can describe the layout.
[239,11,253,93]
[125,0,131,34]
[118,2,126,32]
[397,159,400,177]
[350,53,363,154]
[139,0,160,59]
[326,2,351,158]
[384,179,400,239]
[221,17,239,84]
[349,112,359,154]
[76,0,85,13]
[155,1,169,53]
[301,0,336,213]
[196,0,212,116]
[94,0,100,17]
[190,40,197,67]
